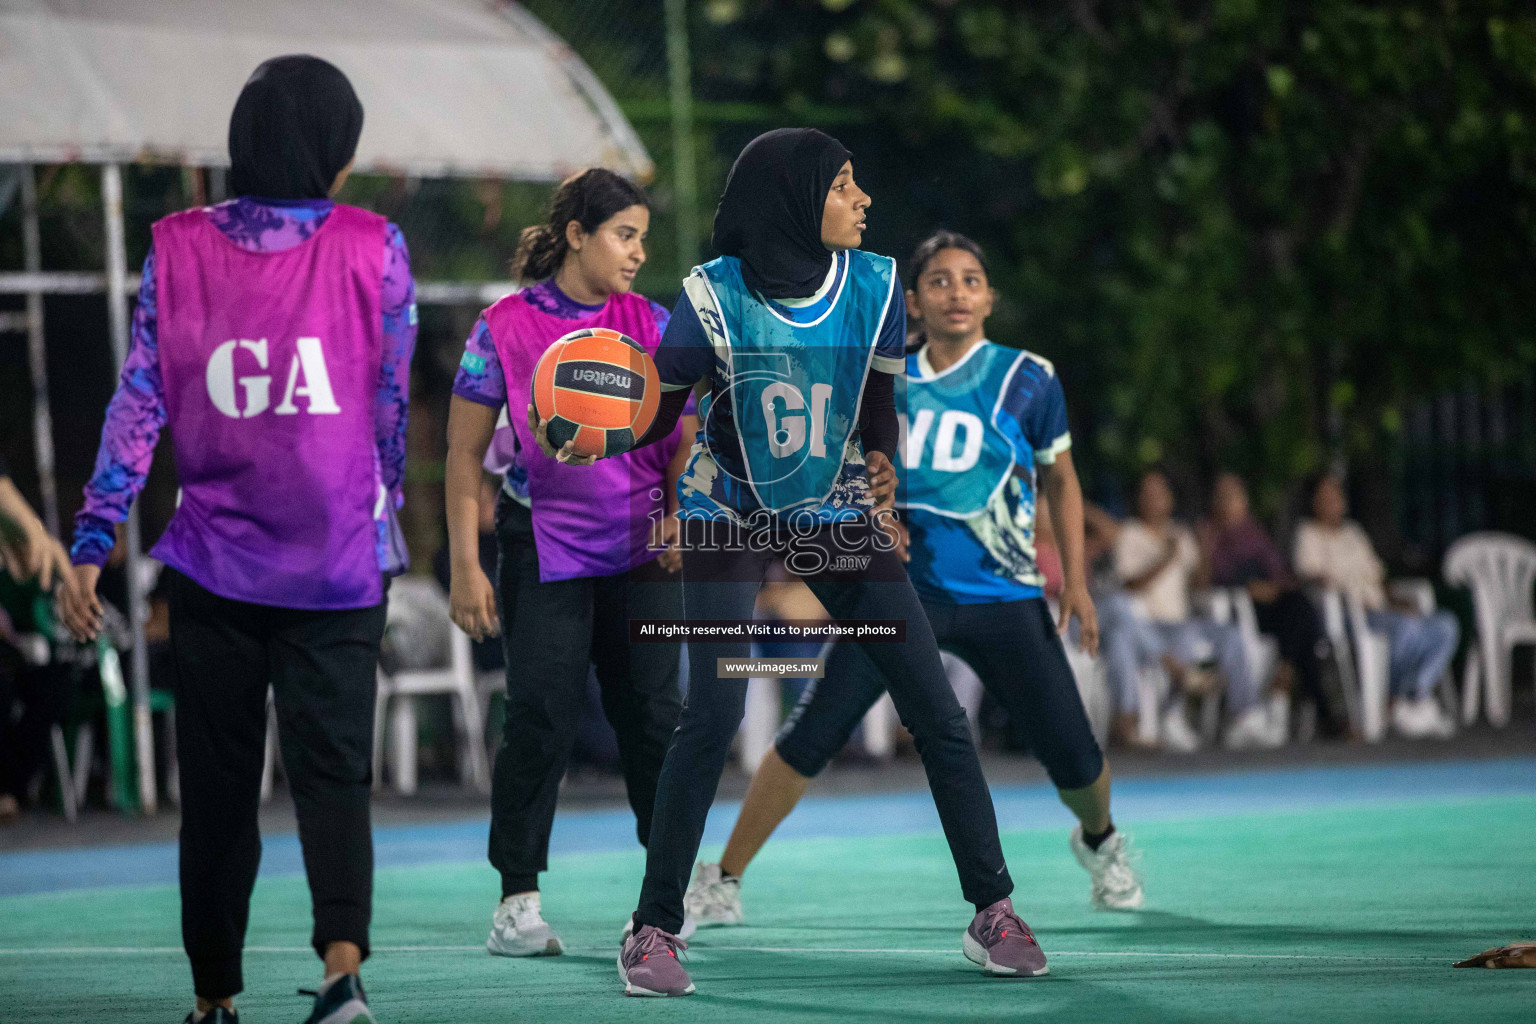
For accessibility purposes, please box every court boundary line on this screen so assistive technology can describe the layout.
[0,945,1444,962]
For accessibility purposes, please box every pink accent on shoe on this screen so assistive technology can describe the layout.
[618,924,695,997]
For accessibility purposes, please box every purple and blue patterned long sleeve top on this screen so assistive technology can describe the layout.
[70,197,417,568]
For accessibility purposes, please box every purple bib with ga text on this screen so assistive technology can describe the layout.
[151,204,387,609]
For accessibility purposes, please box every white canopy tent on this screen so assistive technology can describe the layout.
[0,0,652,179]
[0,0,653,813]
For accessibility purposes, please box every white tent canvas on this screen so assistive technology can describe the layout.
[0,0,652,180]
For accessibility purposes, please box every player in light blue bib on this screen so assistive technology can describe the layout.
[681,245,897,518]
[681,232,1144,932]
[605,130,1048,995]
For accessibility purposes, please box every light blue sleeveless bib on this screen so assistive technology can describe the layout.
[898,342,1028,518]
[696,251,897,515]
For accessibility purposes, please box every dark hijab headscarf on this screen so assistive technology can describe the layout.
[228,55,364,201]
[712,128,853,299]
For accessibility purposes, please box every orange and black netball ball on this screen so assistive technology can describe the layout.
[530,327,661,458]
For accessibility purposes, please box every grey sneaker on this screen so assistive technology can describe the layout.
[963,898,1049,977]
[487,892,564,957]
[618,923,694,997]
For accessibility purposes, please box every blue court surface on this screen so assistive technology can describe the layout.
[1,757,1533,1022]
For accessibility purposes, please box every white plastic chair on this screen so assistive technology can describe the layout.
[1043,597,1112,749]
[1444,532,1536,728]
[1204,588,1279,690]
[1130,656,1221,749]
[739,674,780,772]
[1062,642,1111,750]
[1133,664,1169,746]
[1315,589,1388,742]
[373,577,490,795]
[1113,601,1220,748]
[1203,587,1288,741]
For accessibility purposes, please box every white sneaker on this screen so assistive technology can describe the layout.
[1160,706,1201,753]
[682,862,743,934]
[1069,826,1144,911]
[487,892,564,957]
[1422,699,1457,739]
[1392,697,1455,739]
[1224,705,1286,750]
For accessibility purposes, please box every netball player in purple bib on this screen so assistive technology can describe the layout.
[60,57,413,1024]
[444,170,694,959]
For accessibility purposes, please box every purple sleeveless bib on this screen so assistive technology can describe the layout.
[151,204,387,609]
[484,289,679,581]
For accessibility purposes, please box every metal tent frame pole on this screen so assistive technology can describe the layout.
[664,0,699,280]
[20,165,59,536]
[19,166,59,537]
[100,163,156,816]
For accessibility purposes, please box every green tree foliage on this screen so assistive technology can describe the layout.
[687,0,1536,514]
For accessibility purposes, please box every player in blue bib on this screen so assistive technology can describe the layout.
[593,130,1047,995]
[679,232,1144,933]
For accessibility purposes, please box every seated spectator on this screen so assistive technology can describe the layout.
[1294,474,1457,738]
[0,456,78,821]
[1082,500,1121,588]
[1106,470,1275,752]
[1203,472,1348,737]
[0,569,76,822]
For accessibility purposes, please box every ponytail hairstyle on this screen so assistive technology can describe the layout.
[904,230,991,350]
[905,229,989,291]
[510,168,649,284]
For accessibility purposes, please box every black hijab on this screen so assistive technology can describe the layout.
[712,128,852,300]
[228,56,364,201]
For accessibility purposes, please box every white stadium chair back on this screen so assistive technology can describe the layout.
[1316,589,1389,742]
[373,576,490,795]
[1444,532,1536,728]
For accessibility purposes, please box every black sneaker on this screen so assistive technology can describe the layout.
[183,1010,237,1024]
[299,974,375,1024]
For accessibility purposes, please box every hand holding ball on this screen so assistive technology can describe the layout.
[529,328,660,460]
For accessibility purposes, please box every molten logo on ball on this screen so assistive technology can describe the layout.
[531,327,661,458]
[570,367,634,390]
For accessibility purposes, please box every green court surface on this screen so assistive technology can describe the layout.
[2,793,1532,1022]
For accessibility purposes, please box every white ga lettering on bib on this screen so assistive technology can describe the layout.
[206,337,340,418]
